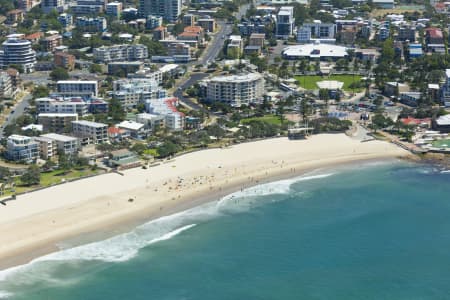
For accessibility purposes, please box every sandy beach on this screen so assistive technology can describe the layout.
[0,134,410,269]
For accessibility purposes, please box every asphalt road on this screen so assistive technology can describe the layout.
[174,73,209,112]
[0,94,32,138]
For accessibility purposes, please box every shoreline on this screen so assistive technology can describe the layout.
[0,134,411,270]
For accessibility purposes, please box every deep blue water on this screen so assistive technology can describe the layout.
[1,161,450,299]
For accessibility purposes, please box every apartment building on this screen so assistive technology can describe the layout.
[40,133,79,155]
[72,120,108,144]
[106,2,123,18]
[0,71,13,99]
[41,34,62,52]
[33,136,56,159]
[111,78,166,110]
[145,98,185,130]
[56,81,99,98]
[0,36,37,73]
[36,98,89,116]
[93,44,148,63]
[58,13,73,29]
[249,33,265,48]
[42,0,65,13]
[6,135,39,162]
[197,19,217,33]
[227,35,243,58]
[204,73,265,107]
[54,52,76,70]
[75,17,107,32]
[276,6,294,39]
[297,21,336,43]
[398,26,415,42]
[38,113,79,133]
[139,0,181,23]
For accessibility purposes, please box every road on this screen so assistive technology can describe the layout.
[0,94,32,138]
[174,73,209,112]
[175,3,251,110]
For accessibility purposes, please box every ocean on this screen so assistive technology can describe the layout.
[1,160,450,299]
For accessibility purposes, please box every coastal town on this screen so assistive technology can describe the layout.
[0,0,448,195]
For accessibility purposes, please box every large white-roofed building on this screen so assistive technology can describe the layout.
[204,73,265,107]
[282,41,348,60]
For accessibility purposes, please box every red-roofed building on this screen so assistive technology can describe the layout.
[25,32,44,44]
[425,27,444,44]
[153,26,167,41]
[108,126,130,141]
[400,117,431,127]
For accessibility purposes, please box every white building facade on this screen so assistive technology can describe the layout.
[205,73,265,107]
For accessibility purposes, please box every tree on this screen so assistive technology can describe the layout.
[370,113,394,132]
[32,85,50,98]
[50,67,69,81]
[89,64,103,74]
[20,165,41,186]
[108,98,126,122]
[131,143,147,155]
[0,167,11,181]
[206,124,225,139]
[157,141,180,158]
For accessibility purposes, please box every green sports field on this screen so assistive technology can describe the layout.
[294,75,363,91]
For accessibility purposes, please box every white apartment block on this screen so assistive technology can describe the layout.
[0,71,14,98]
[297,21,336,43]
[93,45,148,63]
[41,133,79,155]
[56,81,99,98]
[139,0,181,23]
[129,64,179,85]
[35,98,88,116]
[33,136,56,159]
[145,98,185,130]
[72,120,108,144]
[0,36,36,73]
[111,78,166,110]
[205,73,265,107]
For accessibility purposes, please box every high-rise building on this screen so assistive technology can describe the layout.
[139,0,182,23]
[276,6,294,39]
[204,73,265,107]
[0,36,36,73]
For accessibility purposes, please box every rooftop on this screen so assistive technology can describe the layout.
[283,42,348,58]
[41,133,78,142]
[208,73,263,83]
[436,115,450,126]
[72,120,107,128]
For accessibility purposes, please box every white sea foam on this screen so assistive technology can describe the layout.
[0,171,336,293]
[0,291,12,299]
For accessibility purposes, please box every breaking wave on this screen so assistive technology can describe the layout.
[0,171,336,297]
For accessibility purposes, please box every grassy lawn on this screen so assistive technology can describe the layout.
[295,75,363,91]
[0,168,99,198]
[241,115,283,126]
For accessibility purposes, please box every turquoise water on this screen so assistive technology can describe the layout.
[1,161,450,299]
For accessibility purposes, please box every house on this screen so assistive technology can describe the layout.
[108,149,141,170]
[117,120,146,138]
